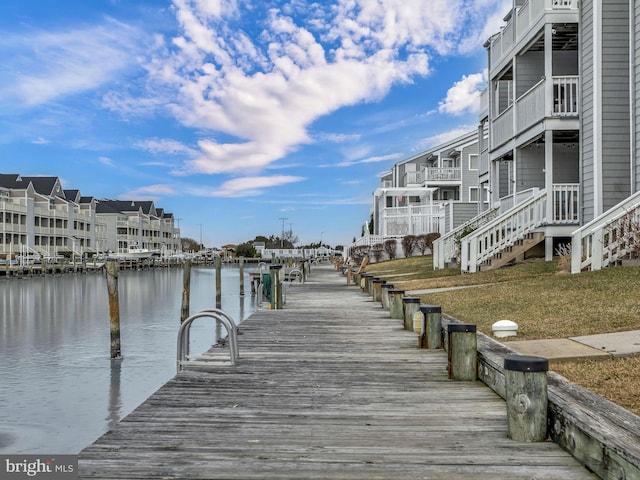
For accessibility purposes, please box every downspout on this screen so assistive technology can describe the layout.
[630,0,636,195]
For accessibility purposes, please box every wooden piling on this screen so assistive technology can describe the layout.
[239,257,245,296]
[381,284,393,310]
[180,259,191,324]
[215,256,222,309]
[447,323,477,381]
[504,354,549,442]
[388,290,405,319]
[372,279,385,302]
[418,305,442,349]
[402,297,420,331]
[106,260,122,359]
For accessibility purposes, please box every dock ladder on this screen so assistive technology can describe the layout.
[176,309,239,372]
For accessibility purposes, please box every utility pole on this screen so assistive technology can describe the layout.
[279,217,288,247]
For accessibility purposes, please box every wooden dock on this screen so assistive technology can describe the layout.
[79,264,595,479]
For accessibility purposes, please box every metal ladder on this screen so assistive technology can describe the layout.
[176,309,239,372]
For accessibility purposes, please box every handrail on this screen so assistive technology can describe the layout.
[571,190,640,273]
[177,309,239,372]
[461,189,547,272]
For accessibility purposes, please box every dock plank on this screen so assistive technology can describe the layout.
[79,265,595,479]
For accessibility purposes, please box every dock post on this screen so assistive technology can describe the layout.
[239,257,245,296]
[504,355,549,442]
[269,265,283,309]
[180,259,192,323]
[106,260,122,359]
[402,297,420,331]
[388,290,405,319]
[372,279,385,302]
[381,284,394,310]
[447,323,477,381]
[215,256,222,309]
[418,305,442,349]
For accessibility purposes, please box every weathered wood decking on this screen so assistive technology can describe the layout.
[79,265,595,479]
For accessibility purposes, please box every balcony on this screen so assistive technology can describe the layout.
[381,205,443,236]
[491,76,579,148]
[489,0,579,70]
[424,167,461,183]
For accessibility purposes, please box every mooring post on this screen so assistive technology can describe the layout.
[269,265,283,309]
[106,260,122,359]
[180,259,191,324]
[417,305,442,349]
[402,297,420,331]
[239,256,245,296]
[372,279,385,302]
[504,354,549,442]
[447,323,477,381]
[388,290,405,319]
[215,256,222,309]
[381,283,394,310]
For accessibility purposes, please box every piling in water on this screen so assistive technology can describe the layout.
[239,257,245,296]
[215,256,222,309]
[181,259,192,324]
[106,260,122,359]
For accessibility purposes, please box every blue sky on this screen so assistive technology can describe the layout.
[0,0,509,248]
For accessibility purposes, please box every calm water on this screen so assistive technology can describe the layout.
[0,266,259,454]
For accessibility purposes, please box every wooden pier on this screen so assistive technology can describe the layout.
[79,265,595,479]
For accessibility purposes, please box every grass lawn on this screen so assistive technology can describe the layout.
[364,256,640,416]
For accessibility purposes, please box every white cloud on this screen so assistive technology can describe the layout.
[0,18,142,110]
[438,72,486,116]
[337,152,404,167]
[119,184,178,200]
[98,156,115,167]
[31,137,49,145]
[418,126,477,150]
[191,175,305,197]
[98,0,509,176]
[135,138,197,156]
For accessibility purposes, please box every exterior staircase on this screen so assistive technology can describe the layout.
[479,232,545,270]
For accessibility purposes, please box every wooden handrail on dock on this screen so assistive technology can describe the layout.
[80,265,598,479]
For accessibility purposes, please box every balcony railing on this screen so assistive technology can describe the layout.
[491,76,579,148]
[490,0,579,69]
[382,205,443,237]
[552,183,579,223]
[424,167,461,182]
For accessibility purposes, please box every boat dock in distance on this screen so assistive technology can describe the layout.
[79,264,599,479]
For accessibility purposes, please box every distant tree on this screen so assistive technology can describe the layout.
[401,235,418,257]
[181,237,200,252]
[236,242,257,258]
[383,239,397,260]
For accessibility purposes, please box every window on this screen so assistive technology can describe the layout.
[469,187,479,202]
[468,154,478,171]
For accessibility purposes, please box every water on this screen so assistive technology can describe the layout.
[0,266,259,454]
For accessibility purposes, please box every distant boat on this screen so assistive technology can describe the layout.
[107,245,157,261]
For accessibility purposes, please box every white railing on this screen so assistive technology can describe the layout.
[552,183,579,223]
[553,76,579,116]
[489,0,579,69]
[433,207,500,269]
[516,79,545,132]
[498,187,540,213]
[492,105,514,148]
[405,171,424,185]
[571,190,640,273]
[461,189,548,273]
[424,167,462,182]
[382,205,443,237]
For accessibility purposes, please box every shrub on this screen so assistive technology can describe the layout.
[401,235,418,257]
[371,243,384,262]
[415,232,441,255]
[383,239,397,260]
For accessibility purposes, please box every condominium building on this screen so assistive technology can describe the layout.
[0,174,181,258]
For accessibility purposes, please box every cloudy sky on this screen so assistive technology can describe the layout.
[0,0,509,248]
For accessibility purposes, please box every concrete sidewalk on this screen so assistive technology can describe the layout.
[506,330,640,362]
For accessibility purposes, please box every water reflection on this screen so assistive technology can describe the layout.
[0,266,259,453]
